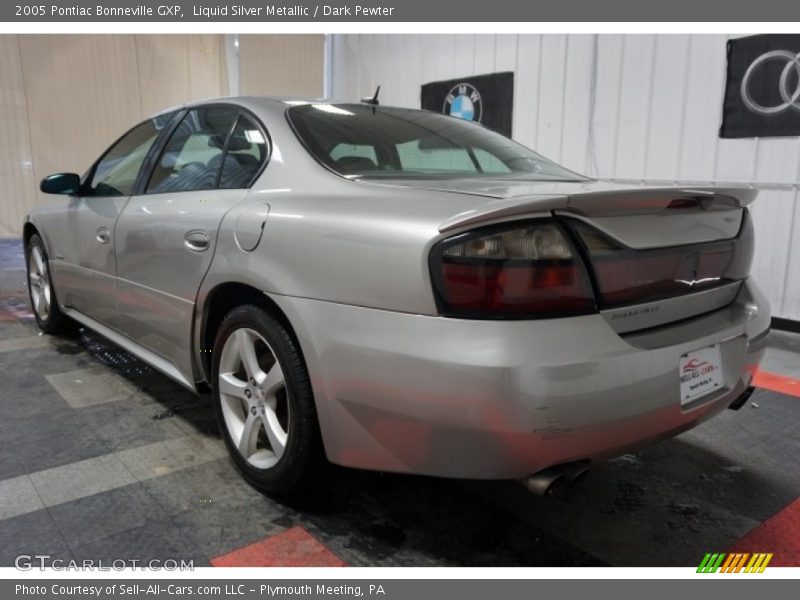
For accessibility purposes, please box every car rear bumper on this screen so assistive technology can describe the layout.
[270,278,770,479]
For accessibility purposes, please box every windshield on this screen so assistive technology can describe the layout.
[287,104,588,181]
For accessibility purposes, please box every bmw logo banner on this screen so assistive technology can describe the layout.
[421,72,515,137]
[720,34,800,138]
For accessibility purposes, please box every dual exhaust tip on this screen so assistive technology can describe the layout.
[521,461,590,497]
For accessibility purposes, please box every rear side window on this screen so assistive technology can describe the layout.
[218,115,268,189]
[89,116,169,197]
[146,108,238,194]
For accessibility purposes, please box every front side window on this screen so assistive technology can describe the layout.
[88,114,172,196]
[288,104,587,181]
[146,108,239,194]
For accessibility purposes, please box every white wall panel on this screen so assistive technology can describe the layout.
[535,35,569,162]
[613,35,656,179]
[783,195,800,317]
[715,138,759,183]
[472,35,496,75]
[0,36,37,238]
[677,36,729,182]
[750,190,797,316]
[494,35,518,73]
[560,35,594,173]
[424,35,453,90]
[644,35,692,181]
[331,33,800,320]
[754,138,800,185]
[511,35,542,148]
[331,35,363,103]
[590,35,625,178]
[453,34,475,79]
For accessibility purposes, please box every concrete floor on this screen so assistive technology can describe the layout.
[0,238,798,567]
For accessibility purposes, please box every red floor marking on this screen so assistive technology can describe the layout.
[729,498,800,566]
[753,370,800,399]
[210,526,347,567]
[0,308,16,322]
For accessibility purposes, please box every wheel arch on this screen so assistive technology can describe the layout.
[22,222,37,248]
[196,281,301,384]
[22,220,55,264]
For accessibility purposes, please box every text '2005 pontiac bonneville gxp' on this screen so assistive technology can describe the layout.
[25,96,769,496]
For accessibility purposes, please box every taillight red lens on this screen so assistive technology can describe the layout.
[569,210,754,308]
[431,221,596,318]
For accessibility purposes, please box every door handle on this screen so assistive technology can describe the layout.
[96,227,111,244]
[184,230,210,252]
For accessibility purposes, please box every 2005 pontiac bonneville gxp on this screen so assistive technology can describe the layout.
[24,96,770,496]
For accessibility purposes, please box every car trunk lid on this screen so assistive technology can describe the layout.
[415,180,756,333]
[554,188,754,333]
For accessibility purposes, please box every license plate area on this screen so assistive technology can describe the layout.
[679,344,724,405]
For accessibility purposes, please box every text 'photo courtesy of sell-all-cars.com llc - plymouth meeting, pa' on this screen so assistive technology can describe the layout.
[24,94,769,497]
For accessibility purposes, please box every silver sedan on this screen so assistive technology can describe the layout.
[24,97,770,495]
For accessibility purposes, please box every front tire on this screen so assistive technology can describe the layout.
[211,304,323,495]
[26,233,71,334]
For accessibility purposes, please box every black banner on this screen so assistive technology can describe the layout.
[4,0,800,22]
[721,34,800,138]
[421,72,514,137]
[3,580,797,600]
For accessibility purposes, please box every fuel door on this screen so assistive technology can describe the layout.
[234,202,270,252]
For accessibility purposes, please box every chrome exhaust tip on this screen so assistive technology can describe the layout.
[521,461,590,497]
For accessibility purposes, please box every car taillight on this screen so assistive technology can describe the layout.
[430,221,597,318]
[568,210,755,308]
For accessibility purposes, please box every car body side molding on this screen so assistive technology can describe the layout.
[60,306,196,392]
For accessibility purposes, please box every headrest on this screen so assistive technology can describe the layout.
[160,151,179,169]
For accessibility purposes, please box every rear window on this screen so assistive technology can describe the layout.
[287,104,586,181]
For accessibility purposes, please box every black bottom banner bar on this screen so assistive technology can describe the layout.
[4,579,796,600]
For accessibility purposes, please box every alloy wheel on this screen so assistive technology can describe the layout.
[218,328,290,469]
[28,245,51,321]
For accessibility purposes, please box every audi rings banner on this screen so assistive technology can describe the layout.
[421,72,514,137]
[721,34,800,138]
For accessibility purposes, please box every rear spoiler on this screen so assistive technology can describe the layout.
[438,186,757,233]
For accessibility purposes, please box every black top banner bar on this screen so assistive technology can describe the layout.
[2,0,800,22]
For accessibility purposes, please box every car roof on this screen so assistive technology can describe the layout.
[153,96,372,119]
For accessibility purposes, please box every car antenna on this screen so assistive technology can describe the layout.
[361,85,380,106]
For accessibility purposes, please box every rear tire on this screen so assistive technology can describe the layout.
[211,304,324,496]
[26,233,72,334]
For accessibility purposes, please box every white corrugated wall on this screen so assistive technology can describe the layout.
[330,34,800,321]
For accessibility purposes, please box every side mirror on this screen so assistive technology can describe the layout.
[40,173,81,195]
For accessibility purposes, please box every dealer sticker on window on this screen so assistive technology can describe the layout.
[679,344,724,405]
